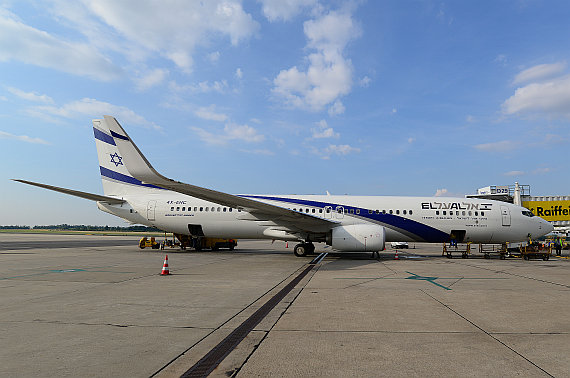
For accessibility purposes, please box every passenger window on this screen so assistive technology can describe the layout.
[436,211,440,215]
[382,210,386,214]
[312,209,315,213]
[443,211,446,215]
[319,209,323,213]
[211,207,215,212]
[350,209,354,214]
[194,207,197,211]
[368,209,373,214]
[409,210,413,215]
[356,209,360,214]
[326,208,331,213]
[205,207,208,212]
[389,210,393,214]
[481,211,484,216]
[396,210,400,215]
[403,210,407,215]
[293,208,296,211]
[229,208,233,212]
[462,211,465,216]
[171,207,174,211]
[306,208,309,213]
[475,211,478,216]
[223,208,226,212]
[468,211,471,216]
[238,209,242,212]
[217,207,221,212]
[176,207,180,211]
[375,210,380,214]
[182,207,185,211]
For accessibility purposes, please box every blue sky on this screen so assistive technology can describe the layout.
[1,0,569,226]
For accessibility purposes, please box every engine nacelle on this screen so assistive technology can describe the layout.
[330,224,385,252]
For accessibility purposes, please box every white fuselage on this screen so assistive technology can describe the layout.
[98,191,552,245]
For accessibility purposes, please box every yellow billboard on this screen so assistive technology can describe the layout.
[522,200,570,221]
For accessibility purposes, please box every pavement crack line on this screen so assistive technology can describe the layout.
[150,263,311,377]
[420,289,554,378]
[445,261,570,289]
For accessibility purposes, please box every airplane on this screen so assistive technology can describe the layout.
[14,116,553,257]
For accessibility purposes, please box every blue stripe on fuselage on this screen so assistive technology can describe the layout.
[241,194,449,242]
[93,127,116,146]
[99,166,163,189]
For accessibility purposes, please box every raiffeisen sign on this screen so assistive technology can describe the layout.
[522,200,570,222]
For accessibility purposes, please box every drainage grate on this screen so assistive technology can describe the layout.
[181,264,315,378]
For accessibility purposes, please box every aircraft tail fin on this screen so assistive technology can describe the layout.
[93,117,163,196]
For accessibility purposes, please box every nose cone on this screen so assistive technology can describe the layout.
[544,220,554,234]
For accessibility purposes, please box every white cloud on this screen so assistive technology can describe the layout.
[0,8,121,81]
[6,87,53,103]
[495,54,507,66]
[208,51,221,63]
[78,0,259,72]
[504,170,525,176]
[258,0,318,22]
[359,75,371,87]
[134,68,168,91]
[194,105,228,122]
[502,74,570,118]
[532,167,551,174]
[513,62,566,85]
[235,67,243,79]
[169,80,228,94]
[473,140,518,152]
[0,130,49,144]
[272,9,360,112]
[328,99,345,116]
[315,143,360,159]
[434,188,448,197]
[407,137,415,144]
[29,98,159,129]
[192,122,264,145]
[310,119,339,139]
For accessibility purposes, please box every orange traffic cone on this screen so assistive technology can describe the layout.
[161,255,170,275]
[394,251,399,260]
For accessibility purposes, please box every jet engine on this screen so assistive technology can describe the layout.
[329,224,385,252]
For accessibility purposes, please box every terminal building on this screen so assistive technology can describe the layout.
[467,182,570,228]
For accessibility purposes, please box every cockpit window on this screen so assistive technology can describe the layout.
[522,210,534,217]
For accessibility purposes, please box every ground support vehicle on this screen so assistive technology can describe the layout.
[442,243,471,259]
[139,236,160,249]
[520,244,551,260]
[478,243,508,259]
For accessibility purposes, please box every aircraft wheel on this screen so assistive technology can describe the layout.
[294,244,307,257]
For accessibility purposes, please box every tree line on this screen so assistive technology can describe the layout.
[0,224,161,232]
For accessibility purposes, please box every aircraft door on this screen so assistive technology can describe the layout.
[324,206,333,219]
[500,205,511,226]
[147,200,157,221]
[335,206,344,219]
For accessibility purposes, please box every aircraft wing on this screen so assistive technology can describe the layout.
[103,116,337,232]
[13,179,126,204]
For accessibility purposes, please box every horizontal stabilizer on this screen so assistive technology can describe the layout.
[13,179,125,204]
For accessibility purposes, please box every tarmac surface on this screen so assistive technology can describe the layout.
[1,233,568,377]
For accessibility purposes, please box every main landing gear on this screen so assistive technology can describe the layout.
[293,242,315,257]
